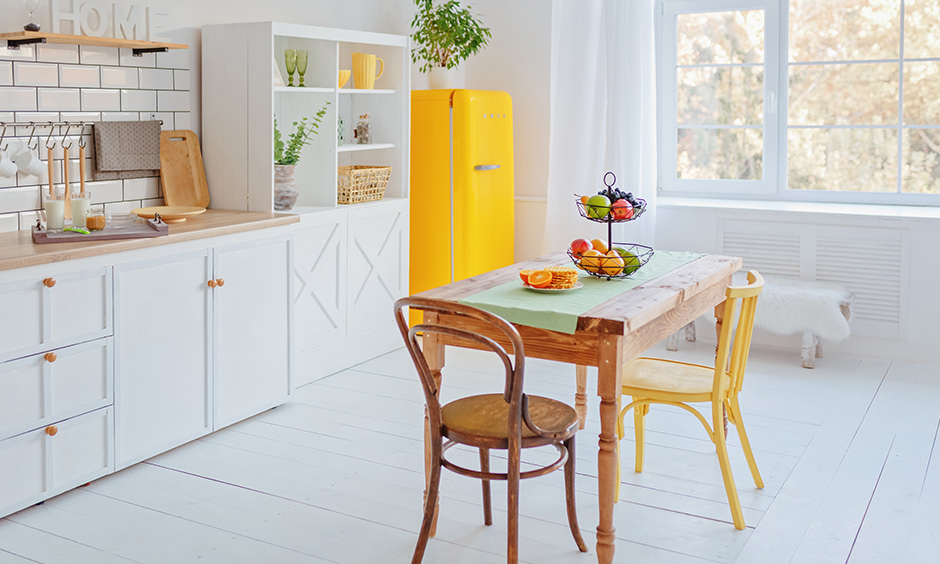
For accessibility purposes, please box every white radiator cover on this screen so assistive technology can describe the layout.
[721,220,908,339]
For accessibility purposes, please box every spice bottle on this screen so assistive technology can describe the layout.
[355,113,372,144]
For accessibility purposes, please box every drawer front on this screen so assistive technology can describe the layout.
[0,407,113,519]
[0,338,112,439]
[0,267,112,363]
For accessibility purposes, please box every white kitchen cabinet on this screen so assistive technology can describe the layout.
[292,209,347,351]
[114,250,213,469]
[214,237,292,428]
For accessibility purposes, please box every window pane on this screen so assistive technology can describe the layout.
[904,62,940,124]
[788,128,897,191]
[904,0,940,59]
[789,63,898,125]
[902,129,940,193]
[678,67,763,125]
[677,128,762,180]
[789,0,899,62]
[677,11,764,65]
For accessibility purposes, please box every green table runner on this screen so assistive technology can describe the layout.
[460,251,704,335]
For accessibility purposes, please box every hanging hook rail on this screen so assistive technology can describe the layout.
[26,122,39,150]
[61,123,73,149]
[0,124,8,152]
[0,119,161,128]
[77,122,87,149]
[44,122,57,149]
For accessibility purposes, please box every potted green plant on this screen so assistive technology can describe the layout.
[273,101,330,210]
[410,0,492,89]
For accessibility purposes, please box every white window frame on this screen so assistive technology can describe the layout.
[657,0,940,205]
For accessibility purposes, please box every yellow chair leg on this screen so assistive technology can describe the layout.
[713,402,745,530]
[634,401,646,473]
[728,397,764,489]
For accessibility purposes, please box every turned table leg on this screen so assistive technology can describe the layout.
[596,335,623,564]
[423,313,445,537]
[575,365,588,430]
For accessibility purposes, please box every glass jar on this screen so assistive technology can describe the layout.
[355,113,372,144]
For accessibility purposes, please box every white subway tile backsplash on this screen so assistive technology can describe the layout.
[0,213,18,233]
[141,198,165,207]
[0,45,37,62]
[124,177,160,200]
[174,112,191,130]
[156,49,189,70]
[14,63,59,87]
[60,112,101,125]
[0,186,41,212]
[121,89,156,111]
[87,180,124,203]
[12,112,57,136]
[173,70,190,91]
[37,44,79,64]
[140,68,173,90]
[38,88,80,111]
[105,200,141,215]
[101,66,138,88]
[59,65,100,88]
[0,173,14,188]
[144,112,174,129]
[18,211,41,231]
[157,91,189,112]
[0,88,38,111]
[0,62,12,86]
[101,111,138,121]
[80,46,120,66]
[119,49,155,68]
[82,89,121,111]
[0,112,14,123]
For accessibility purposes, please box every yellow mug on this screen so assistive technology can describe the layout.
[338,69,351,88]
[352,52,384,89]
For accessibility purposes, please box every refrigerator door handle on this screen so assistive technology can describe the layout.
[474,164,501,171]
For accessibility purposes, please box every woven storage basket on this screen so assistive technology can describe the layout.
[337,165,391,204]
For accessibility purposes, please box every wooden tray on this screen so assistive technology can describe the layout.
[160,130,210,208]
[32,219,168,244]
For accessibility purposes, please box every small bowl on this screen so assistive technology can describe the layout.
[338,69,351,89]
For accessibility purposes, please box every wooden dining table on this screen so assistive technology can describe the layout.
[409,250,743,563]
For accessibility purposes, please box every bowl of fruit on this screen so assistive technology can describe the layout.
[575,172,646,223]
[567,238,653,279]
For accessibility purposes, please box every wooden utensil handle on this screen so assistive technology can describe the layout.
[63,145,71,220]
[47,147,54,197]
[79,144,86,195]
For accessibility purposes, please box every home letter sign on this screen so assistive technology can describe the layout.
[49,0,167,41]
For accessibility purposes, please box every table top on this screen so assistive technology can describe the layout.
[414,251,743,336]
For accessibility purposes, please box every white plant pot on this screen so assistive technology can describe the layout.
[428,66,457,90]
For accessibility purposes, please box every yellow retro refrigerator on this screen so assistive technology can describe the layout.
[410,89,515,311]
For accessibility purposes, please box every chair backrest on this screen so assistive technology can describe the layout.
[714,271,764,397]
[393,297,527,425]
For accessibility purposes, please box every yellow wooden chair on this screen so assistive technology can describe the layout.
[615,270,765,530]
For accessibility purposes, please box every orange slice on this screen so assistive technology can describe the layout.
[526,270,553,288]
[519,269,535,284]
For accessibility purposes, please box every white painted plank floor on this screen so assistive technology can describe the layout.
[2,340,938,564]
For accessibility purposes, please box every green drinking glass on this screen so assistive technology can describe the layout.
[296,50,308,87]
[284,49,297,87]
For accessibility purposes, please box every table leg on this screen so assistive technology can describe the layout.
[596,334,623,564]
[575,365,588,430]
[423,313,445,537]
[714,301,729,436]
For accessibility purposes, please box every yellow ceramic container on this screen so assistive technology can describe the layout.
[338,69,351,88]
[352,52,384,89]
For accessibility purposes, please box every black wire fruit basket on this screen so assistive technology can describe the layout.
[569,172,654,279]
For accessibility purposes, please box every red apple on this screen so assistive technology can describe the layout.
[611,199,633,220]
[570,238,592,258]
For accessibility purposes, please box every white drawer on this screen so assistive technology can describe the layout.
[0,267,112,363]
[0,338,112,440]
[0,407,113,518]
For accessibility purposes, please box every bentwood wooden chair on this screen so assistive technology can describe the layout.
[394,297,588,564]
[615,271,765,530]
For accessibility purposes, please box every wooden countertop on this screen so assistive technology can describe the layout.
[0,209,299,271]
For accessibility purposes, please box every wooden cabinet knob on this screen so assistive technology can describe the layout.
[45,425,58,436]
[207,279,218,288]
[44,352,57,363]
[216,278,224,287]
[43,277,56,288]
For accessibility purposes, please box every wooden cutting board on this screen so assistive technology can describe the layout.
[160,130,210,208]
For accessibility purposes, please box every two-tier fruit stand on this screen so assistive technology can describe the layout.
[569,172,654,280]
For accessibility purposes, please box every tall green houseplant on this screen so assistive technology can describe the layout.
[272,101,330,211]
[411,0,491,83]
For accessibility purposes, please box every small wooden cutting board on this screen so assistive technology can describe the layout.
[160,130,210,208]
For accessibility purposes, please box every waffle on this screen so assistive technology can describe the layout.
[545,266,579,289]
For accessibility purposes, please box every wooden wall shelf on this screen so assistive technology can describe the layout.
[0,31,187,56]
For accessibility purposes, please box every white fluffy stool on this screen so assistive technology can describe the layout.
[667,276,853,369]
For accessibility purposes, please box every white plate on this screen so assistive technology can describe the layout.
[522,281,583,292]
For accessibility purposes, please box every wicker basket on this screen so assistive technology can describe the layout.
[337,165,391,204]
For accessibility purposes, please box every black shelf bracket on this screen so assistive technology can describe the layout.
[132,47,168,57]
[6,37,46,50]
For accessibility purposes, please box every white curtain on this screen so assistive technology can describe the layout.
[543,0,657,253]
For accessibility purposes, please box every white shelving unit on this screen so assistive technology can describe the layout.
[202,23,411,387]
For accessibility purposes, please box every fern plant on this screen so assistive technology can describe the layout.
[274,101,330,165]
[411,0,491,73]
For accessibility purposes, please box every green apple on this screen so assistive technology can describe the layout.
[613,247,641,275]
[586,195,611,219]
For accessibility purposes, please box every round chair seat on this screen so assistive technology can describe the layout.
[442,394,579,448]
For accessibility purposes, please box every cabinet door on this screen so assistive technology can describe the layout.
[347,202,409,333]
[214,236,291,428]
[293,211,347,351]
[114,251,212,469]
